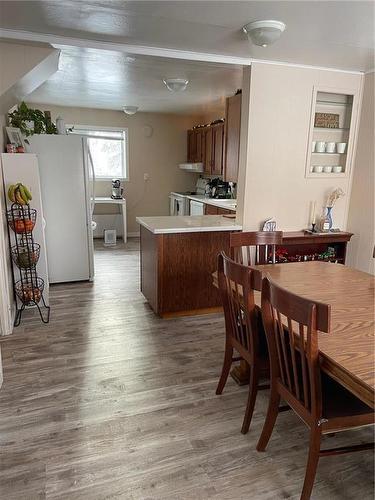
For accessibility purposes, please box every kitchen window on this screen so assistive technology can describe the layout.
[69,125,128,180]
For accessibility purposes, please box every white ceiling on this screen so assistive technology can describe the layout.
[26,47,243,114]
[0,1,374,113]
[0,1,374,71]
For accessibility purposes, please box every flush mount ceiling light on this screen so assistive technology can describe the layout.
[123,106,138,115]
[242,20,286,48]
[163,78,189,92]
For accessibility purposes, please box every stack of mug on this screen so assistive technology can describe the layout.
[312,141,347,153]
[311,141,347,173]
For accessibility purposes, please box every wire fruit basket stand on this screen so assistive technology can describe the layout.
[7,203,50,326]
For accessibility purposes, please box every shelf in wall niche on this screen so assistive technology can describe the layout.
[311,152,346,156]
[307,172,347,179]
[313,127,349,131]
[306,87,357,180]
[316,100,353,107]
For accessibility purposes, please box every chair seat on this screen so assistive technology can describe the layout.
[322,373,373,419]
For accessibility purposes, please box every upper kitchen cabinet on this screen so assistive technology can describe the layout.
[305,87,360,179]
[203,126,213,174]
[224,93,242,182]
[212,123,224,175]
[187,129,196,162]
[186,92,242,180]
[187,128,205,163]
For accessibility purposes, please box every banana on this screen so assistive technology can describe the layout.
[22,184,32,202]
[7,184,16,203]
[18,185,30,205]
[15,187,26,205]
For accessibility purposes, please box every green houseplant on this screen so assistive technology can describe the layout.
[8,102,57,141]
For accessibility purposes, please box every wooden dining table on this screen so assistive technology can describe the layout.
[213,261,375,408]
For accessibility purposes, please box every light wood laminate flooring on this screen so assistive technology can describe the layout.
[0,239,373,499]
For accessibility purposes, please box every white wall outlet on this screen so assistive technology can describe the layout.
[144,173,150,181]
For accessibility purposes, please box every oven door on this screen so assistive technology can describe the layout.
[169,195,184,216]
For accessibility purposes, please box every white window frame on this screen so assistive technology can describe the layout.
[67,124,129,181]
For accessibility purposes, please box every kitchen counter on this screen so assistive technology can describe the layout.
[170,192,237,212]
[186,195,237,212]
[136,215,242,234]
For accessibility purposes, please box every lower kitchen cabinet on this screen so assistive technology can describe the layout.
[204,204,235,215]
[140,225,231,316]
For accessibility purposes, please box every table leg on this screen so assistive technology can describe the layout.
[121,201,127,244]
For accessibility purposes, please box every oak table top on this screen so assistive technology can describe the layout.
[214,261,375,408]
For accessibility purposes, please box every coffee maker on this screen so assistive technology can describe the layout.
[111,179,123,199]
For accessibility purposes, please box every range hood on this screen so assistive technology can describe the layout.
[179,162,203,172]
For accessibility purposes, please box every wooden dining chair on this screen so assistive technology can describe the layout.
[257,275,374,500]
[230,231,283,266]
[216,251,268,434]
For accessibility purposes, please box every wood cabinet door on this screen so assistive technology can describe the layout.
[216,207,235,215]
[212,123,224,175]
[205,204,218,215]
[187,129,196,162]
[224,93,241,182]
[195,129,204,162]
[204,127,213,174]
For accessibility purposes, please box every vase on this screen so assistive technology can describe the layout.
[326,206,333,231]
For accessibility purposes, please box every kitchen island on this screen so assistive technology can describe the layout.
[136,215,242,317]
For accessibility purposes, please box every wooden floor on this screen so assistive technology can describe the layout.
[0,239,373,500]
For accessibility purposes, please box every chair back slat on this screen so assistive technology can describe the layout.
[217,252,262,360]
[261,276,330,416]
[230,231,283,266]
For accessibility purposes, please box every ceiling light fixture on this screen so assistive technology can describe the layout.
[163,78,189,92]
[242,19,286,48]
[123,106,138,115]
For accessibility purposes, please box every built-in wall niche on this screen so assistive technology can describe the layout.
[305,88,358,179]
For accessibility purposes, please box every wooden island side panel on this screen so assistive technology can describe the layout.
[140,226,231,316]
[140,225,160,312]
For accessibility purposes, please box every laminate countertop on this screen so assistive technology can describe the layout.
[187,195,237,211]
[136,215,242,234]
[170,193,237,212]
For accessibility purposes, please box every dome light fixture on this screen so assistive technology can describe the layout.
[242,19,286,48]
[163,78,189,92]
[123,106,138,115]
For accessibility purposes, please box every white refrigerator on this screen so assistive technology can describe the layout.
[27,135,95,283]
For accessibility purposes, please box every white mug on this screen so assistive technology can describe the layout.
[326,142,336,153]
[332,165,343,173]
[323,165,332,173]
[311,141,316,152]
[313,165,324,173]
[337,142,347,153]
[315,141,326,153]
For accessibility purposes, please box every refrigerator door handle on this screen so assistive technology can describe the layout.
[87,144,96,216]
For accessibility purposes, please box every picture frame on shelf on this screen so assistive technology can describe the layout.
[314,112,339,128]
[5,127,26,149]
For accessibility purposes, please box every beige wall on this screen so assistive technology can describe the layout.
[29,104,200,233]
[0,41,58,114]
[346,72,375,274]
[237,62,363,231]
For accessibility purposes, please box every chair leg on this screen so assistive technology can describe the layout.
[216,342,233,395]
[300,427,322,500]
[256,386,280,451]
[241,364,259,434]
